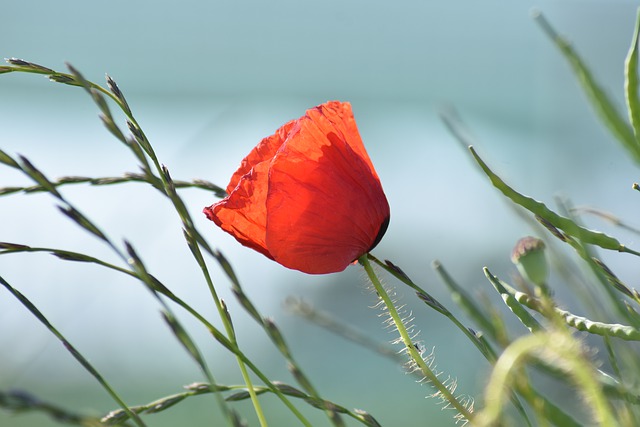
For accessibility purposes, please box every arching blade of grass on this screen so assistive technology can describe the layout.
[469,146,640,256]
[101,382,380,427]
[0,389,108,427]
[0,276,146,427]
[533,11,640,163]
[231,279,347,427]
[625,8,640,140]
[0,173,225,197]
[0,242,317,426]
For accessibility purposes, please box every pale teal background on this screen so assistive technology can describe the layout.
[1,1,640,426]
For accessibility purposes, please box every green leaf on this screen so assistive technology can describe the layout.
[433,260,498,340]
[0,150,20,169]
[484,268,544,334]
[625,7,640,140]
[18,155,61,198]
[162,311,205,366]
[470,146,625,252]
[534,11,640,164]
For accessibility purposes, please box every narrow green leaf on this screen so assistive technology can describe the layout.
[5,58,53,73]
[0,187,23,196]
[353,409,382,427]
[58,206,108,242]
[625,8,640,140]
[48,73,82,86]
[99,114,127,143]
[0,390,103,427]
[0,148,20,168]
[433,260,497,339]
[470,146,625,251]
[66,63,94,96]
[0,276,145,427]
[18,155,61,198]
[231,286,262,324]
[161,311,205,366]
[484,268,544,334]
[106,74,131,115]
[533,11,640,163]
[504,282,640,341]
[0,242,30,250]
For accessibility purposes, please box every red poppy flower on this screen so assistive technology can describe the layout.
[203,101,390,274]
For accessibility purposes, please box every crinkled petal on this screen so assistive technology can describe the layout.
[203,160,273,259]
[226,120,296,193]
[265,102,389,274]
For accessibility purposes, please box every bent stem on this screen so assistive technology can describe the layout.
[358,254,473,423]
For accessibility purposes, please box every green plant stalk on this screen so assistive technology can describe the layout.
[0,174,224,197]
[368,255,540,426]
[66,64,268,426]
[123,243,234,424]
[4,138,264,423]
[0,243,312,426]
[431,260,499,345]
[368,255,497,360]
[103,382,376,427]
[0,389,106,427]
[233,286,346,427]
[162,285,312,427]
[128,232,308,427]
[184,237,270,427]
[0,276,146,427]
[358,255,473,422]
[12,152,240,424]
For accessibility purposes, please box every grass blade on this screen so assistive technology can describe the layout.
[469,146,634,254]
[0,276,146,427]
[625,8,640,140]
[533,11,640,163]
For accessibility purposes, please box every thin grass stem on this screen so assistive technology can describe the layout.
[0,276,146,427]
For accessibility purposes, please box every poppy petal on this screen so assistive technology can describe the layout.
[226,120,296,193]
[265,102,389,273]
[203,159,273,259]
[204,101,389,275]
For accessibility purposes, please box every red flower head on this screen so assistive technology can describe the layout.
[203,101,390,274]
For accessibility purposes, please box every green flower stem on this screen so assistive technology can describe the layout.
[369,254,498,362]
[358,255,473,423]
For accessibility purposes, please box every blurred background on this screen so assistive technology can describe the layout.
[2,0,640,426]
